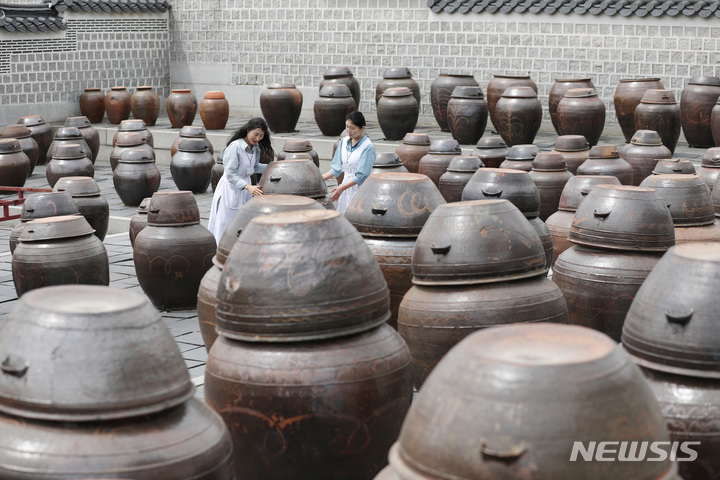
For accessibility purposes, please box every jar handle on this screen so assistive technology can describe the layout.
[1,355,28,377]
[480,439,526,461]
[593,209,611,219]
[666,308,694,325]
[580,189,591,197]
[371,206,388,216]
[269,176,281,183]
[430,243,451,255]
[481,188,503,197]
[149,208,160,214]
[672,167,683,172]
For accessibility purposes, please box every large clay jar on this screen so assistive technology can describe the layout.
[377,87,419,141]
[499,143,538,172]
[114,149,161,206]
[17,115,53,165]
[620,129,673,185]
[652,158,696,175]
[494,86,542,146]
[470,136,507,168]
[0,138,30,188]
[382,323,682,480]
[430,73,479,131]
[314,84,356,136]
[170,125,213,156]
[681,76,720,148]
[395,133,430,173]
[47,127,93,163]
[551,134,590,174]
[375,67,421,106]
[0,125,38,176]
[486,74,538,133]
[528,152,573,221]
[166,89,198,128]
[576,144,634,185]
[259,83,303,133]
[199,91,230,130]
[276,138,320,167]
[258,158,328,201]
[548,77,595,134]
[46,143,94,188]
[438,156,483,203]
[614,77,664,142]
[12,215,109,296]
[53,176,109,241]
[110,131,155,171]
[320,66,361,109]
[636,89,682,154]
[64,116,99,163]
[462,167,541,217]
[133,191,216,310]
[171,138,214,194]
[699,147,720,192]
[556,87,606,146]
[130,85,161,126]
[212,150,224,191]
[446,86,488,145]
[8,192,79,254]
[113,118,155,148]
[78,87,105,123]
[418,138,462,188]
[129,197,151,247]
[370,152,409,175]
[711,98,720,148]
[104,86,132,125]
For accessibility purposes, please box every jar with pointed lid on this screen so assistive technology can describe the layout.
[636,89,681,154]
[470,136,508,168]
[620,129,672,185]
[529,152,573,221]
[439,156,483,203]
[418,138,462,187]
[576,144,634,185]
[499,143,538,172]
[396,133,431,173]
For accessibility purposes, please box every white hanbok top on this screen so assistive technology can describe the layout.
[329,135,375,214]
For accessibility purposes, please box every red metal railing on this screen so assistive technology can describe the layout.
[0,186,53,222]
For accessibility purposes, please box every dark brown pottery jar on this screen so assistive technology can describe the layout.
[395,133,430,173]
[78,87,105,123]
[258,158,327,200]
[133,191,216,310]
[470,136,508,168]
[376,67,421,105]
[499,143,538,172]
[111,131,155,171]
[620,129,673,186]
[699,147,720,192]
[47,127,93,164]
[529,216,554,269]
[430,73,479,131]
[0,125,38,176]
[486,74,538,133]
[556,87,606,146]
[12,215,109,296]
[211,150,224,191]
[370,152,408,175]
[438,156,482,203]
[166,89,198,128]
[461,167,541,217]
[548,77,595,134]
[170,125,213,156]
[199,91,229,130]
[652,158,696,175]
[8,192,79,254]
[418,138,462,188]
[551,134,590,174]
[46,143,94,188]
[276,138,320,167]
[711,97,720,147]
[377,87,419,141]
[528,151,574,221]
[113,118,155,148]
[205,324,413,480]
[447,86,488,145]
[494,86,542,146]
[259,83,303,133]
[104,86,132,125]
[129,197,151,247]
[614,77,665,142]
[17,115,52,165]
[0,138,30,189]
[114,149,161,207]
[171,138,214,194]
[130,85,160,126]
[681,75,720,148]
[314,84,356,136]
[64,116,99,163]
[576,144,634,185]
[53,176,109,241]
[635,89,681,154]
[320,66,361,109]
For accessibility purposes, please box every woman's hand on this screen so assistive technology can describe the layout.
[329,184,345,201]
[245,185,263,197]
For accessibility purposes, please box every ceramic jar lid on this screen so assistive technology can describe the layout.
[268,83,296,89]
[558,175,621,211]
[639,174,715,226]
[401,133,431,146]
[640,89,677,104]
[115,132,145,147]
[382,87,413,97]
[555,77,592,82]
[54,127,82,140]
[0,125,32,139]
[177,138,209,153]
[178,126,207,137]
[52,143,87,159]
[688,75,720,86]
[323,66,353,78]
[383,67,412,79]
[204,91,225,99]
[118,119,147,131]
[554,135,590,152]
[652,158,696,175]
[564,88,598,98]
[588,145,620,159]
[53,176,101,197]
[373,152,405,168]
[506,144,539,160]
[171,88,192,94]
[259,159,328,198]
[447,156,483,172]
[631,129,663,146]
[501,86,538,98]
[0,138,22,153]
[282,139,313,152]
[474,136,507,149]
[319,84,352,97]
[19,215,94,242]
[119,148,155,164]
[451,86,484,99]
[64,116,93,129]
[428,139,462,155]
[462,168,541,218]
[619,77,661,83]
[702,147,720,167]
[19,192,78,221]
[146,191,200,226]
[17,115,46,127]
[531,152,567,171]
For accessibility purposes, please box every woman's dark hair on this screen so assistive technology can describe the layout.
[345,111,366,128]
[227,117,274,162]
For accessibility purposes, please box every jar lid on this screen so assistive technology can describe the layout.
[554,77,592,83]
[438,73,475,78]
[382,87,413,97]
[641,89,677,104]
[171,89,192,94]
[558,175,622,211]
[619,77,661,84]
[17,115,46,127]
[639,174,715,226]
[474,136,507,149]
[631,130,663,146]
[451,86,484,99]
[506,144,539,161]
[0,125,31,139]
[84,87,101,92]
[374,152,404,168]
[588,144,620,159]
[177,137,209,153]
[689,75,720,86]
[19,215,95,242]
[268,83,296,89]
[64,116,92,129]
[493,74,531,79]
[115,131,145,147]
[532,152,567,171]
[52,143,87,159]
[20,192,78,220]
[53,176,101,197]
[319,84,352,97]
[428,139,462,155]
[383,67,412,79]
[282,138,313,153]
[147,191,200,226]
[118,119,147,132]
[402,133,431,146]
[447,155,483,172]
[501,86,538,98]
[323,66,353,78]
[135,85,152,90]
[554,135,590,152]
[564,87,597,98]
[204,91,226,99]
[702,147,720,167]
[178,125,206,138]
[137,197,151,214]
[652,159,696,175]
[110,86,127,91]
[0,138,23,154]
[54,127,82,140]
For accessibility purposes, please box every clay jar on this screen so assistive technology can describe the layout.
[129,197,150,247]
[548,77,595,134]
[528,152,574,221]
[681,76,720,148]
[620,129,673,185]
[47,127,93,164]
[418,138,462,188]
[576,144,634,185]
[53,176,109,241]
[494,86,542,146]
[276,138,320,167]
[377,87,419,141]
[614,77,665,142]
[370,152,409,175]
[12,215,109,296]
[636,89,681,154]
[259,83,303,133]
[17,115,53,165]
[0,125,38,176]
[133,191,216,310]
[258,158,328,200]
[499,143,538,172]
[319,66,360,109]
[314,84,356,136]
[166,89,198,128]
[0,139,30,188]
[710,97,720,147]
[110,131,155,171]
[104,86,132,125]
[8,191,79,254]
[551,134,590,174]
[212,150,224,191]
[130,85,160,126]
[375,67,421,105]
[78,87,105,123]
[113,118,154,148]
[113,149,161,206]
[171,138,214,194]
[699,147,720,192]
[556,87,606,146]
[470,136,508,168]
[46,144,94,188]
[64,116,99,163]
[652,158,696,175]
[430,73,479,131]
[199,91,230,130]
[446,86,488,145]
[486,74,538,133]
[438,156,483,203]
[395,133,430,173]
[170,125,213,156]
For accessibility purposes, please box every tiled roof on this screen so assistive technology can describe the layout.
[49,0,170,14]
[0,3,66,32]
[427,0,720,17]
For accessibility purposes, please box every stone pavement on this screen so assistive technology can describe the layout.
[0,112,708,400]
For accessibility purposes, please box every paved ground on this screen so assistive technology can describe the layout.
[0,112,708,399]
